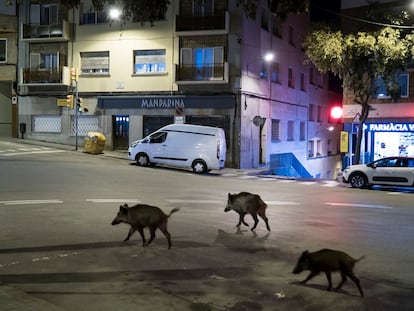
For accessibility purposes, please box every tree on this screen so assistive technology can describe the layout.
[303,26,414,164]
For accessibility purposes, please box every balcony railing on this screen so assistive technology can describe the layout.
[21,66,70,84]
[175,12,229,34]
[175,63,228,84]
[22,21,71,42]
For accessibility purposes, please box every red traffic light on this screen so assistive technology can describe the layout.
[330,106,343,120]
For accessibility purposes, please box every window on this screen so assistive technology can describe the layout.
[80,51,109,75]
[260,61,269,80]
[288,26,295,46]
[134,49,166,74]
[271,119,280,141]
[288,68,294,88]
[181,46,224,80]
[0,39,6,63]
[309,104,315,121]
[193,0,214,16]
[261,8,269,31]
[30,52,59,69]
[309,67,315,85]
[317,106,322,122]
[30,4,58,25]
[374,73,409,98]
[300,73,306,91]
[270,62,280,83]
[82,11,107,25]
[271,15,282,38]
[299,121,306,141]
[149,131,168,143]
[287,121,295,141]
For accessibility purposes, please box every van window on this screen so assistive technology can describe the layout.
[149,132,167,143]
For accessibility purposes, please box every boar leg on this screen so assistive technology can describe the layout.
[237,213,249,227]
[136,227,146,247]
[258,212,270,231]
[335,271,347,291]
[124,226,136,242]
[145,225,157,247]
[325,272,333,291]
[250,213,259,231]
[301,270,320,284]
[158,224,172,249]
[347,273,364,297]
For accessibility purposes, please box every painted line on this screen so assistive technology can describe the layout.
[322,181,340,187]
[278,180,296,183]
[165,199,223,204]
[0,200,63,205]
[237,175,258,179]
[325,202,393,209]
[299,181,317,185]
[86,199,141,203]
[266,200,300,205]
[2,150,65,156]
[257,178,275,181]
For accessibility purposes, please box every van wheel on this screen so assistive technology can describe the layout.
[192,160,207,174]
[136,153,150,166]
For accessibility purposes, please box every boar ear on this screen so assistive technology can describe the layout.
[123,203,128,208]
[228,193,233,201]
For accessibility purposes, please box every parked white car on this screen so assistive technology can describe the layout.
[128,124,226,174]
[342,156,414,188]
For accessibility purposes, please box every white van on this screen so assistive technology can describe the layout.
[128,124,226,173]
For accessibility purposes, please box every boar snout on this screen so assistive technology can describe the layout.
[111,218,121,225]
[292,265,303,274]
[224,206,231,212]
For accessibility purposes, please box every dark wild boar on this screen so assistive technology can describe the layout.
[224,192,270,231]
[111,203,179,249]
[292,248,365,297]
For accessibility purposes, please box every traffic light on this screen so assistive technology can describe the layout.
[66,94,74,108]
[329,105,343,124]
[76,97,88,113]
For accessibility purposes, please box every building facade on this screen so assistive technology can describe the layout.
[16,0,342,178]
[341,0,414,165]
[0,0,17,137]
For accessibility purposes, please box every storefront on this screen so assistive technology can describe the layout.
[97,94,236,167]
[344,121,414,164]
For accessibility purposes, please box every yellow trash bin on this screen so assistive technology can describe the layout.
[83,132,106,154]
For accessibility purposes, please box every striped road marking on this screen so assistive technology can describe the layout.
[1,149,65,156]
[0,200,63,205]
[86,199,142,203]
[165,199,223,204]
[325,202,393,209]
[266,200,301,205]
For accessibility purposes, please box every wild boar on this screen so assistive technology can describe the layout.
[111,203,179,249]
[292,248,365,297]
[224,192,270,231]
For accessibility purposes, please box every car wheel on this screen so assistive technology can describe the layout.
[192,160,207,174]
[349,172,368,188]
[136,153,150,166]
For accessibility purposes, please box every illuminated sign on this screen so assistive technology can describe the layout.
[363,122,414,132]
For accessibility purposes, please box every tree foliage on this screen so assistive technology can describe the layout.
[303,27,414,163]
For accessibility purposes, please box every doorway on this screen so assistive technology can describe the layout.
[113,115,129,150]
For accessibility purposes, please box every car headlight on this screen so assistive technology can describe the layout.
[129,141,138,148]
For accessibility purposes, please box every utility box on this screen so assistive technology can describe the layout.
[83,132,106,154]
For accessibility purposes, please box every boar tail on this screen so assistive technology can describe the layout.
[356,255,366,262]
[168,208,180,217]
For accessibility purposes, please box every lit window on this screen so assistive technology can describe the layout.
[180,46,223,80]
[134,49,166,74]
[374,73,409,98]
[80,51,110,75]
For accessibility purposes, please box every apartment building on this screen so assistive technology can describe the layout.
[16,0,342,178]
[341,0,414,163]
[0,0,17,137]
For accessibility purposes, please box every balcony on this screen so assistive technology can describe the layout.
[175,11,229,35]
[175,63,228,85]
[19,66,70,95]
[21,21,71,42]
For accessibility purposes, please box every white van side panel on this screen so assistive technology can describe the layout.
[128,124,226,172]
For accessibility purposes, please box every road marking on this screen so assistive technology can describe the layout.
[266,200,300,205]
[322,181,340,187]
[165,199,223,204]
[0,200,63,205]
[237,175,258,179]
[278,179,296,183]
[299,181,317,185]
[325,202,393,209]
[1,150,65,156]
[86,199,141,203]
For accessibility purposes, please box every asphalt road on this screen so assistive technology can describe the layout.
[0,140,413,310]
